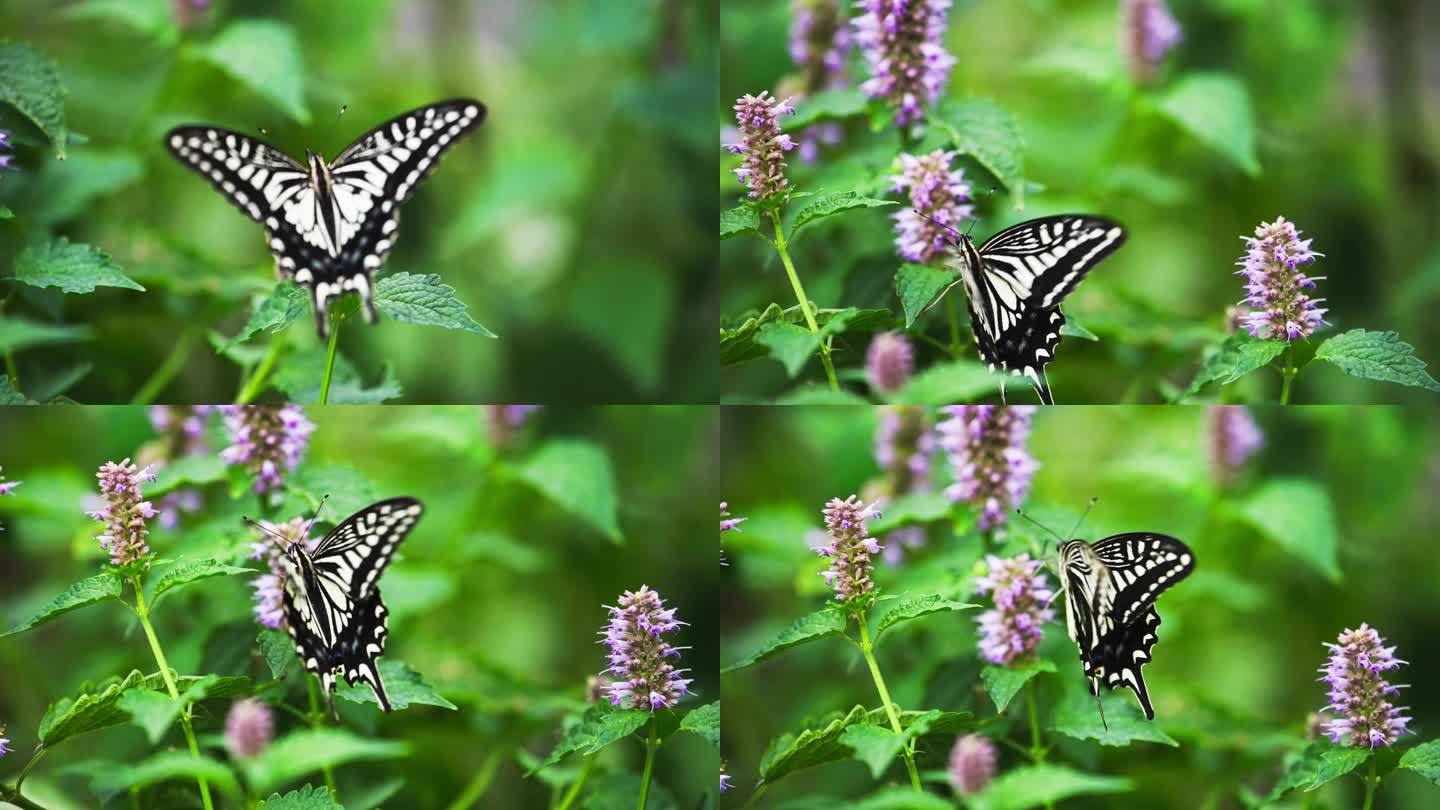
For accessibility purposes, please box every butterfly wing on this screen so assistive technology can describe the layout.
[1090,533,1195,627]
[1089,607,1163,719]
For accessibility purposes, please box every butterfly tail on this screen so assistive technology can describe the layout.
[1028,369,1055,404]
[369,669,394,712]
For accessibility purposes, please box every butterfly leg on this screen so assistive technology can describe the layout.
[310,282,334,340]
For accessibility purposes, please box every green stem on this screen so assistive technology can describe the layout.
[771,213,839,392]
[554,753,595,810]
[1361,753,1378,810]
[946,297,962,355]
[235,338,283,404]
[856,612,922,792]
[1279,344,1297,405]
[132,328,198,404]
[0,784,52,810]
[445,749,504,810]
[132,579,215,810]
[318,306,341,405]
[306,679,338,799]
[1027,682,1045,763]
[14,747,47,793]
[740,785,769,810]
[636,717,659,810]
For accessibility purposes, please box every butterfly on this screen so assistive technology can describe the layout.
[247,497,424,716]
[1056,532,1194,725]
[166,99,486,338]
[922,214,1127,404]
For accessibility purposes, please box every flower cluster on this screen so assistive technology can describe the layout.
[224,699,274,758]
[874,406,935,564]
[937,406,1038,531]
[483,405,541,449]
[1208,406,1263,486]
[727,92,797,201]
[855,0,957,128]
[1236,216,1326,341]
[866,332,915,393]
[142,405,212,528]
[220,405,314,494]
[599,586,692,711]
[248,517,316,629]
[88,459,157,567]
[948,734,997,795]
[720,761,733,793]
[782,0,852,162]
[815,495,883,604]
[1121,0,1182,82]
[1318,623,1411,748]
[891,150,972,263]
[720,501,746,566]
[974,553,1054,665]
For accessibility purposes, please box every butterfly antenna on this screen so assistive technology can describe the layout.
[1068,496,1099,539]
[1014,508,1064,543]
[911,209,965,246]
[298,493,330,541]
[322,105,348,152]
[964,186,997,237]
[241,516,290,546]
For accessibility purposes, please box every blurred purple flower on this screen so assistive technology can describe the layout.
[88,459,157,567]
[248,517,316,629]
[1208,406,1263,486]
[726,92,796,201]
[173,0,210,30]
[1236,216,1326,341]
[585,674,614,705]
[224,699,273,758]
[1122,0,1182,82]
[599,585,692,711]
[816,495,883,604]
[720,501,747,534]
[142,405,212,529]
[219,405,314,494]
[948,733,997,795]
[874,406,935,564]
[891,149,972,263]
[0,465,19,496]
[0,129,13,174]
[1319,623,1411,748]
[0,723,9,757]
[784,0,852,162]
[855,0,957,129]
[937,405,1038,531]
[866,332,915,394]
[720,761,733,793]
[974,553,1054,665]
[482,404,541,449]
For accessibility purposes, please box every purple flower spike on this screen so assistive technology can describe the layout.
[143,406,213,529]
[726,92,797,201]
[1236,216,1326,342]
[1319,623,1411,748]
[1208,406,1263,486]
[599,585,692,711]
[866,332,915,394]
[948,734,997,795]
[891,150,972,263]
[974,553,1054,665]
[224,699,273,758]
[855,0,957,129]
[785,0,853,162]
[219,405,314,494]
[816,495,883,604]
[937,406,1038,531]
[248,517,317,629]
[720,502,747,534]
[88,459,158,567]
[0,465,20,497]
[720,761,733,793]
[1122,0,1182,83]
[874,406,935,564]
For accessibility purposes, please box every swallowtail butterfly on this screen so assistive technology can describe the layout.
[166,100,486,338]
[924,214,1127,404]
[247,497,424,716]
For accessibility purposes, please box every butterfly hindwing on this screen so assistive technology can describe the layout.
[1090,533,1195,627]
[1089,607,1163,719]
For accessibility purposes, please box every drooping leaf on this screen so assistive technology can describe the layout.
[1061,321,1099,341]
[89,751,240,800]
[721,204,762,240]
[1313,329,1440,392]
[375,272,497,337]
[980,660,1058,714]
[334,660,457,711]
[1156,73,1260,176]
[270,347,403,404]
[258,629,295,679]
[723,608,848,673]
[151,558,255,606]
[0,42,68,158]
[1051,684,1178,747]
[531,703,652,772]
[257,784,342,809]
[678,701,719,748]
[117,675,221,744]
[895,263,956,328]
[517,439,623,543]
[1184,334,1287,396]
[38,670,246,748]
[840,709,950,779]
[872,595,978,642]
[14,237,144,294]
[721,304,892,366]
[789,191,898,240]
[760,705,870,784]
[972,764,1133,810]
[195,20,311,124]
[1,572,123,638]
[0,317,91,354]
[1237,479,1341,581]
[755,308,859,377]
[1399,740,1440,786]
[936,99,1027,208]
[223,284,309,349]
[241,728,408,794]
[1302,747,1370,791]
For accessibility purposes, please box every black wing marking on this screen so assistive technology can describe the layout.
[337,587,392,711]
[1090,533,1195,628]
[1087,607,1163,719]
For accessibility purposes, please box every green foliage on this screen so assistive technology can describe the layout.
[871,595,977,643]
[116,674,221,743]
[723,305,892,367]
[970,764,1133,809]
[1236,479,1341,581]
[194,20,311,124]
[784,88,868,130]
[759,705,870,784]
[532,703,652,772]
[979,660,1057,714]
[256,785,342,810]
[1050,687,1179,748]
[789,192,898,240]
[271,348,403,404]
[258,628,294,679]
[225,284,310,349]
[148,454,227,496]
[516,439,623,543]
[755,308,860,377]
[0,317,90,355]
[1,571,122,637]
[88,751,241,800]
[374,272,498,338]
[1313,329,1440,392]
[894,264,955,328]
[150,558,253,605]
[723,608,848,673]
[1156,74,1260,176]
[0,41,68,158]
[334,659,458,711]
[678,701,719,748]
[889,361,997,404]
[721,204,763,240]
[1185,334,1287,396]
[1399,740,1440,786]
[934,99,1027,207]
[241,728,408,794]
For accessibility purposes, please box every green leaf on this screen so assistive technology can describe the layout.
[723,608,847,673]
[14,238,143,294]
[936,99,1026,208]
[37,670,246,748]
[2,572,123,637]
[1051,687,1178,748]
[257,784,341,809]
[721,204,762,240]
[151,558,254,605]
[1022,45,1124,88]
[867,492,952,534]
[195,20,311,125]
[66,0,178,43]
[721,304,892,366]
[980,660,1057,714]
[0,207,12,218]
[271,347,403,404]
[242,728,407,794]
[972,764,1133,810]
[760,705,870,784]
[678,701,719,748]
[784,88,868,130]
[28,149,145,224]
[117,675,220,744]
[0,317,91,354]
[90,751,240,800]
[1185,334,1287,396]
[581,773,679,810]
[895,263,956,328]
[224,283,309,349]
[0,376,33,404]
[287,465,378,522]
[149,454,227,497]
[1156,74,1260,176]
[1263,742,1331,804]
[1303,747,1370,791]
[873,595,978,642]
[532,703,652,772]
[375,272,497,337]
[1314,329,1440,392]
[0,42,68,158]
[890,361,996,404]
[1237,479,1341,581]
[840,710,950,779]
[334,660,457,711]
[517,439,623,543]
[1399,740,1440,785]
[789,191,897,239]
[755,309,859,377]
[258,629,294,679]
[566,260,673,391]
[1061,321,1099,341]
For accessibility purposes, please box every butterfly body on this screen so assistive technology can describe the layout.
[932,215,1126,403]
[1056,532,1193,720]
[277,497,424,715]
[166,100,486,338]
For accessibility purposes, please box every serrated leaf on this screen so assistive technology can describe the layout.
[980,660,1057,714]
[148,454,227,497]
[151,558,254,605]
[517,439,623,543]
[2,572,123,637]
[287,465,378,523]
[784,88,868,130]
[1156,74,1260,176]
[0,376,34,404]
[14,237,143,294]
[271,347,403,404]
[90,751,240,800]
[532,703,652,772]
[258,629,294,679]
[867,492,952,534]
[0,318,91,354]
[721,204,762,240]
[257,784,341,809]
[889,361,996,404]
[375,272,497,337]
[972,764,1133,810]
[195,20,311,124]
[1185,334,1286,396]
[1302,747,1370,791]
[242,729,407,794]
[1399,740,1440,785]
[840,709,950,780]
[895,263,956,328]
[721,305,891,366]
[789,191,897,239]
[1263,742,1331,804]
[936,99,1026,208]
[873,595,978,642]
[723,608,848,673]
[755,308,859,377]
[334,660,457,711]
[1314,329,1440,393]
[1051,685,1178,747]
[1237,479,1340,581]
[760,705,869,784]
[0,42,68,158]
[117,675,221,744]
[224,284,309,349]
[678,701,719,748]
[37,670,246,748]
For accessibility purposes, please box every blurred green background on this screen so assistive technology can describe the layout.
[720,0,1440,403]
[720,405,1440,807]
[0,405,719,808]
[0,0,716,403]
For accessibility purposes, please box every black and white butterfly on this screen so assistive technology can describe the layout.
[924,214,1127,404]
[1056,532,1194,724]
[249,497,424,716]
[166,100,486,338]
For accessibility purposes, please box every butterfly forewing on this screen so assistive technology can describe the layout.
[1090,533,1194,627]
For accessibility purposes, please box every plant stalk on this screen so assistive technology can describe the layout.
[1279,344,1297,405]
[856,612,922,791]
[554,753,595,810]
[1027,682,1045,762]
[306,678,339,798]
[636,717,659,810]
[771,214,839,391]
[947,297,962,355]
[132,328,198,405]
[740,785,769,810]
[1361,753,1378,810]
[235,338,284,404]
[445,748,504,810]
[13,747,47,792]
[318,306,341,405]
